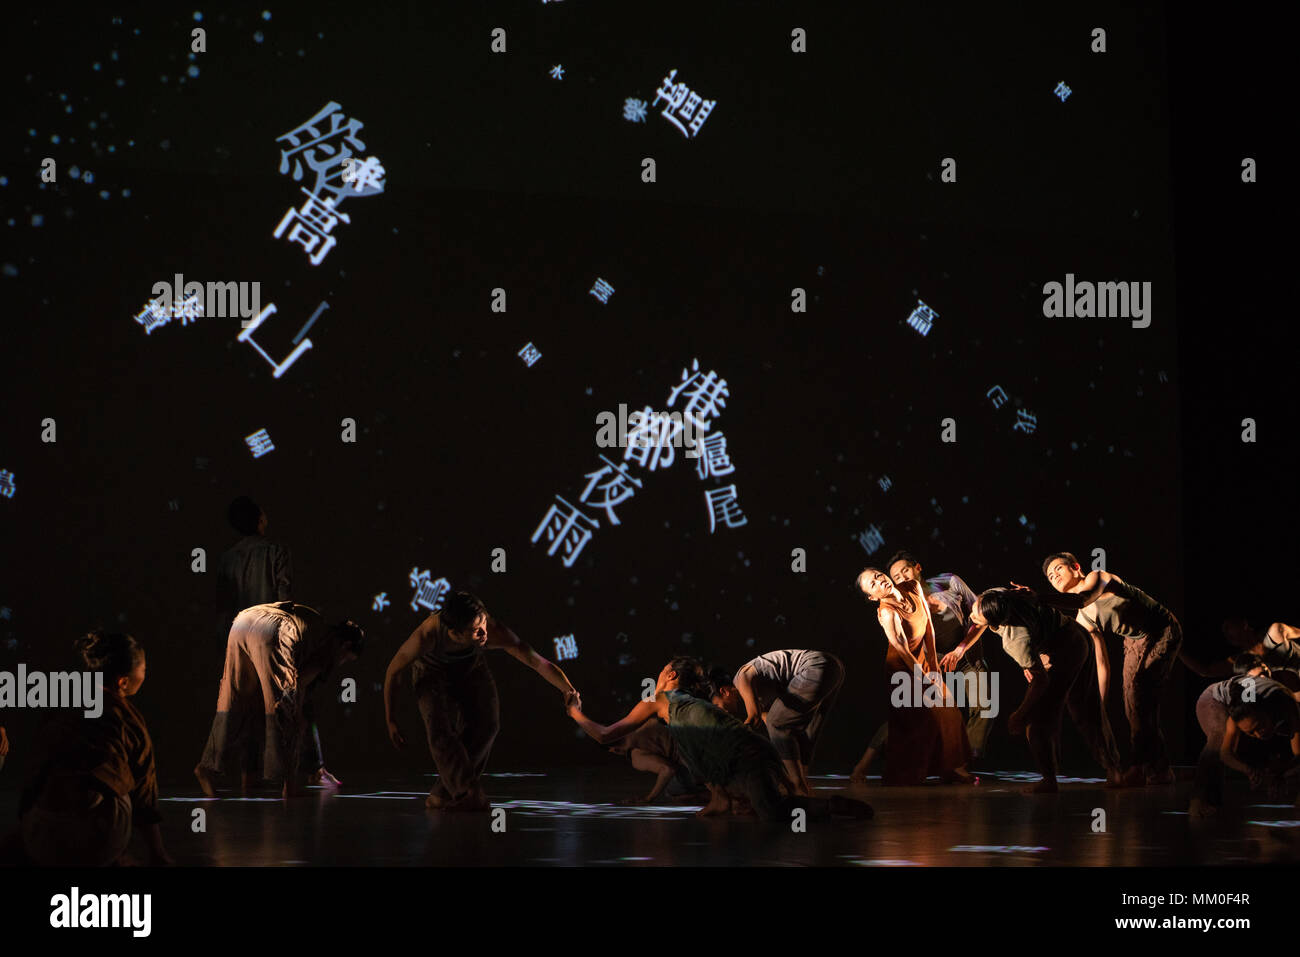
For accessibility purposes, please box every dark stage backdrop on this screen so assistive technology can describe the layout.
[1,3,1187,779]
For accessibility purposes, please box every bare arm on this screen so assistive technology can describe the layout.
[732,664,763,724]
[879,610,924,673]
[1179,649,1233,678]
[570,697,664,746]
[384,616,436,730]
[1268,622,1300,644]
[489,619,578,696]
[1219,718,1255,776]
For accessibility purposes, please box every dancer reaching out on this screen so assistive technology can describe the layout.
[567,657,872,821]
[384,591,580,811]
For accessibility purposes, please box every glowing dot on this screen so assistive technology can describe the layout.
[99,190,110,199]
[0,177,6,186]
[108,145,116,153]
[28,129,35,136]
[188,65,199,77]
[50,134,60,144]
[111,50,118,61]
[160,75,168,83]
[297,49,305,56]
[59,93,67,102]
[253,31,264,43]
[92,62,101,71]
[83,172,94,183]
[69,166,81,179]
[31,214,44,227]
[65,105,72,113]
[193,11,203,20]
[262,10,272,19]
[116,78,126,87]
[121,189,131,197]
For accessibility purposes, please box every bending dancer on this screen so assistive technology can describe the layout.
[195,602,364,799]
[15,632,170,866]
[607,718,706,805]
[888,550,994,759]
[1039,555,1183,785]
[855,569,973,785]
[384,591,580,811]
[0,724,8,772]
[1182,619,1300,679]
[1190,657,1300,817]
[712,650,844,796]
[567,658,872,821]
[972,587,1123,791]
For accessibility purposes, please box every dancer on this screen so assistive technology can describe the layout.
[855,568,973,785]
[195,602,364,799]
[1039,555,1183,785]
[1189,657,1300,817]
[972,587,1123,791]
[607,718,706,805]
[888,551,994,759]
[711,650,844,796]
[384,590,580,811]
[567,658,872,821]
[15,632,170,866]
[1182,619,1300,678]
[0,724,8,772]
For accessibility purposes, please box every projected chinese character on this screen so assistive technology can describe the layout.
[1054,82,1072,102]
[550,65,565,80]
[589,278,615,304]
[273,189,351,266]
[408,569,451,613]
[372,593,390,612]
[906,300,936,336]
[341,156,387,193]
[1013,409,1038,434]
[533,496,598,567]
[652,69,717,138]
[986,385,1008,409]
[623,98,648,123]
[705,485,747,533]
[878,476,892,492]
[245,429,275,458]
[134,297,171,334]
[580,454,643,525]
[857,524,885,555]
[623,407,683,471]
[666,358,729,432]
[0,469,15,499]
[278,102,367,187]
[172,291,204,326]
[695,431,735,480]
[518,342,542,367]
[554,634,579,661]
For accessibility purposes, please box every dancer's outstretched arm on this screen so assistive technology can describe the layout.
[732,665,764,726]
[488,618,578,699]
[569,696,667,746]
[384,618,434,748]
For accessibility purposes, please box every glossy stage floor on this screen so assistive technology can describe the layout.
[2,767,1296,866]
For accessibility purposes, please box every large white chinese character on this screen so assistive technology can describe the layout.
[554,634,579,661]
[580,454,643,525]
[277,102,375,207]
[173,291,204,326]
[623,407,682,471]
[705,485,747,533]
[273,189,351,266]
[532,496,599,567]
[666,358,729,432]
[695,431,735,480]
[408,568,451,613]
[237,303,314,380]
[652,69,716,138]
[589,278,615,304]
[245,429,275,458]
[134,297,171,335]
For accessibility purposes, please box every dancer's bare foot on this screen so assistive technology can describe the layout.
[945,767,977,785]
[1188,797,1218,818]
[444,786,490,812]
[1120,766,1145,788]
[241,771,257,794]
[1022,780,1058,794]
[193,766,216,798]
[308,767,342,788]
[695,796,731,817]
[1104,769,1129,789]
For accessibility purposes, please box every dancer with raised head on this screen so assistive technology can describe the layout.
[972,587,1123,792]
[567,657,872,821]
[1040,554,1183,785]
[1182,618,1300,679]
[855,568,973,785]
[384,590,580,811]
[14,632,170,866]
[195,602,364,799]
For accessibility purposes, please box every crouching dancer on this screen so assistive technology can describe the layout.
[566,657,872,822]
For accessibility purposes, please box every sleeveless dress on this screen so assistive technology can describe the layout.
[879,579,971,784]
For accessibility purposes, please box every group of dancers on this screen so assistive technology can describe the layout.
[2,495,1299,865]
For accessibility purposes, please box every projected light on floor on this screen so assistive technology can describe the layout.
[950,845,1050,853]
[493,800,703,820]
[1247,820,1300,828]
